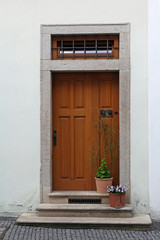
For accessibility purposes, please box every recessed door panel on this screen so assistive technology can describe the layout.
[60,80,70,108]
[74,117,85,179]
[59,117,70,179]
[100,80,112,108]
[74,80,84,108]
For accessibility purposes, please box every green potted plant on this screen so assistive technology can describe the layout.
[108,184,128,208]
[90,114,119,194]
[95,157,113,193]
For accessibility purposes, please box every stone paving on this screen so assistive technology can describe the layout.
[0,217,160,240]
[0,227,8,240]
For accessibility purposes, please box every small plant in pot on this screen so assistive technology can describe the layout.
[95,158,113,194]
[90,114,119,194]
[108,184,128,208]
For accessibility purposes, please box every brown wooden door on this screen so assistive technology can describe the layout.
[91,72,119,187]
[52,72,119,190]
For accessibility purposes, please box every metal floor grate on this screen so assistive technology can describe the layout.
[68,198,102,204]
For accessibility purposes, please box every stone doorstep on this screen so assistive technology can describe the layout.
[49,191,109,197]
[37,204,133,218]
[16,213,152,231]
[49,191,109,204]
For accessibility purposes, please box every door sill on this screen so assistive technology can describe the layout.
[49,191,109,197]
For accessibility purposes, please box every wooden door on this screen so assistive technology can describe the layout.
[91,72,119,187]
[52,73,92,190]
[52,72,119,190]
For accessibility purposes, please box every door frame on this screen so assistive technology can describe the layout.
[40,24,130,203]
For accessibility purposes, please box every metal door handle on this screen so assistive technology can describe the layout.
[53,130,56,146]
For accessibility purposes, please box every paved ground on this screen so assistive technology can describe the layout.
[0,217,160,240]
[0,227,8,240]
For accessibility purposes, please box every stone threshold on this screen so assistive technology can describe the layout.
[16,214,152,231]
[48,191,110,204]
[49,191,109,197]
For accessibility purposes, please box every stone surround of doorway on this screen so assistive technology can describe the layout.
[40,24,130,203]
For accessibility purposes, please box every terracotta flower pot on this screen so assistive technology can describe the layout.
[109,192,126,208]
[95,177,113,194]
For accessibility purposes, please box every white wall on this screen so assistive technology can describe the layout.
[149,0,160,220]
[0,0,149,215]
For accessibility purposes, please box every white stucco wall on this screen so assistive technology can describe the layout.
[0,0,149,216]
[149,0,160,220]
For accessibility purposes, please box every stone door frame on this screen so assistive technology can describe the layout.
[40,24,130,203]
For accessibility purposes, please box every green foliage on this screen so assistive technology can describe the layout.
[96,158,111,178]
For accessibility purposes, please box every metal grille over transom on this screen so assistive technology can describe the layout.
[52,35,119,60]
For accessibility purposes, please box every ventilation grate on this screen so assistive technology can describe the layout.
[68,198,102,204]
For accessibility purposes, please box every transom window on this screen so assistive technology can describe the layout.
[52,35,119,60]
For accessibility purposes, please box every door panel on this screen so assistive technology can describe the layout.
[59,117,70,178]
[52,72,119,190]
[60,80,70,108]
[93,73,119,186]
[100,79,112,107]
[74,80,84,108]
[74,117,85,179]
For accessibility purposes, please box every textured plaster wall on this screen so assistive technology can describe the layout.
[0,0,148,215]
[149,0,160,220]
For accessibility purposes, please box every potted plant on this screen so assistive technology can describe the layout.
[108,184,128,208]
[90,114,119,194]
[95,157,113,193]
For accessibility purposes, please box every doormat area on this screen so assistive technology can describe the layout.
[0,227,8,240]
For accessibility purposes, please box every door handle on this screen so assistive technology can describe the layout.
[53,130,56,146]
